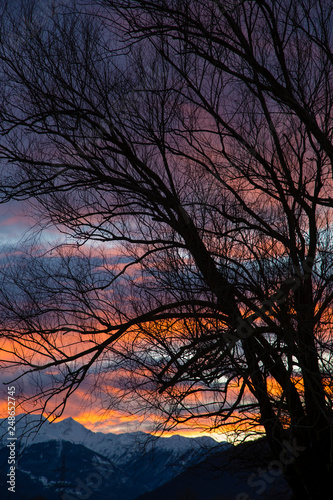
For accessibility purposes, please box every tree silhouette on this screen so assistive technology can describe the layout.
[0,1,333,498]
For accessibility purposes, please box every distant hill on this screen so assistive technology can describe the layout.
[136,438,292,500]
[0,440,125,500]
[0,415,291,499]
[0,414,228,499]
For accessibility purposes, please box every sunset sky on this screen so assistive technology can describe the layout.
[0,200,233,443]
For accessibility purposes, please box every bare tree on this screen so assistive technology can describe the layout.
[0,1,333,498]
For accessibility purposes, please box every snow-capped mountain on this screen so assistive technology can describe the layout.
[0,414,229,500]
[0,413,223,463]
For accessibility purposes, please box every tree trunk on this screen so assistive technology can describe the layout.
[285,428,333,499]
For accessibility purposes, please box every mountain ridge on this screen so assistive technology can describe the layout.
[0,414,229,499]
[0,413,225,462]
